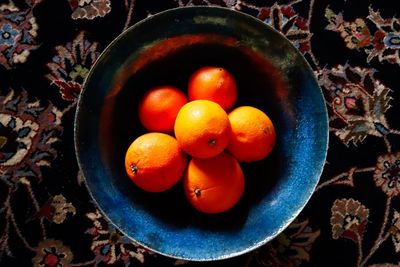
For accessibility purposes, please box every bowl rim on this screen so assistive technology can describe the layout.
[74,5,329,261]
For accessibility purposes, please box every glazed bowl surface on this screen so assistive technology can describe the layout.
[74,6,328,261]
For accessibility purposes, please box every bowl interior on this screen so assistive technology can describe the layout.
[75,7,328,261]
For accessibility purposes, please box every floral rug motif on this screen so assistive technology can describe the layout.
[1,0,399,266]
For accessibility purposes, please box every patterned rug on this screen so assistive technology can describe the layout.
[1,0,400,266]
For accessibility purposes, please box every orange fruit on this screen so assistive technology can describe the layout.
[227,106,276,162]
[124,132,188,192]
[174,100,231,159]
[183,152,245,214]
[138,85,188,132]
[188,66,237,111]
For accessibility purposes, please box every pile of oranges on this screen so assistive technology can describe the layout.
[124,66,276,214]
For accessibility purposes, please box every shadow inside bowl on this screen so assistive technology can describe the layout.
[99,41,290,231]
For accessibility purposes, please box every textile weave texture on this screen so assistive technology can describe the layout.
[0,0,400,266]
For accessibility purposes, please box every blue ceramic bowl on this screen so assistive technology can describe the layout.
[75,6,328,261]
